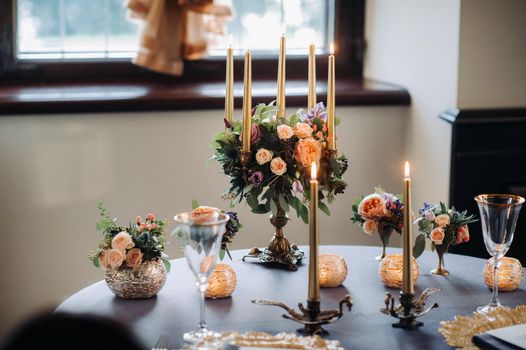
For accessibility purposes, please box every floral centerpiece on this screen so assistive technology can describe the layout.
[351,187,404,260]
[89,203,171,298]
[212,102,348,269]
[413,202,477,275]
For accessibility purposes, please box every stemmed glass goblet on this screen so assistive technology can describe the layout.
[173,210,230,344]
[475,194,524,314]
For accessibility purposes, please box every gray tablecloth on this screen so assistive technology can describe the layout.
[57,245,526,349]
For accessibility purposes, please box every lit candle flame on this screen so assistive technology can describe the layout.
[404,161,410,178]
[330,42,334,55]
[311,162,317,180]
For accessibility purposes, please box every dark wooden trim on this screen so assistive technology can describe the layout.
[440,107,526,124]
[0,78,410,115]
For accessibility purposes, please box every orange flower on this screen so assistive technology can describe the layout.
[107,248,125,268]
[358,194,387,218]
[191,206,220,223]
[111,232,134,251]
[430,227,445,245]
[99,250,109,269]
[294,138,322,168]
[294,123,313,138]
[126,248,143,268]
[270,157,287,176]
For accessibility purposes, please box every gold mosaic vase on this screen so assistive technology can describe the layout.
[483,257,524,292]
[379,254,419,289]
[104,259,167,299]
[319,254,348,287]
[205,263,237,299]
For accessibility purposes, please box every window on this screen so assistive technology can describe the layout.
[15,0,335,61]
[0,1,385,114]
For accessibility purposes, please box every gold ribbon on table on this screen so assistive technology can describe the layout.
[127,0,232,76]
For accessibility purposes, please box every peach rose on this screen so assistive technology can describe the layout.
[277,125,294,140]
[358,194,387,219]
[270,157,287,176]
[136,216,142,224]
[430,227,445,245]
[107,248,125,268]
[146,213,155,222]
[126,248,143,268]
[111,231,134,251]
[191,206,220,223]
[255,148,273,165]
[99,250,109,269]
[294,138,322,168]
[363,220,378,235]
[434,214,450,228]
[294,122,313,138]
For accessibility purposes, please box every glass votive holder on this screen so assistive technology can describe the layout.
[319,254,348,287]
[205,263,237,299]
[483,257,524,292]
[379,254,420,289]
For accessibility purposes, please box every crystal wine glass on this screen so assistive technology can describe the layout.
[173,210,229,343]
[475,194,524,314]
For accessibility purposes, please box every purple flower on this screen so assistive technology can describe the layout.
[249,171,264,185]
[292,180,304,194]
[299,102,327,124]
[419,202,435,216]
[251,124,261,144]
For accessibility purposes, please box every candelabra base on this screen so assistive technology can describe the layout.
[380,289,440,330]
[243,244,304,271]
[252,295,352,336]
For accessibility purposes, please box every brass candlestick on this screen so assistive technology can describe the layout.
[380,288,440,330]
[253,294,352,336]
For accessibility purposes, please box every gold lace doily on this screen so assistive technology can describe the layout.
[439,305,526,349]
[191,331,344,349]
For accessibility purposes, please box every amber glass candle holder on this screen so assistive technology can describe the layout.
[205,263,237,299]
[484,257,524,292]
[379,254,419,289]
[319,254,348,287]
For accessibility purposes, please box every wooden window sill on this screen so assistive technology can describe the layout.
[0,78,410,115]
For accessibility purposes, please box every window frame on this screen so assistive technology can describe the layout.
[1,0,364,83]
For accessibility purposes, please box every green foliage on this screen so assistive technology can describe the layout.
[413,233,426,259]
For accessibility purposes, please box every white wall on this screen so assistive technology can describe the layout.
[364,0,461,208]
[0,106,407,341]
[458,0,526,109]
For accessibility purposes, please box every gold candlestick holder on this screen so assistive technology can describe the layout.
[242,202,304,270]
[252,295,352,335]
[380,288,440,330]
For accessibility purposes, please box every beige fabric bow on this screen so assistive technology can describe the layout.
[128,0,232,76]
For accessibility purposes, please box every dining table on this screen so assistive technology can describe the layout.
[57,245,526,349]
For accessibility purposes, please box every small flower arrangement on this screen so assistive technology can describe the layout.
[351,188,404,259]
[213,102,348,223]
[351,188,404,235]
[413,202,477,258]
[89,203,171,272]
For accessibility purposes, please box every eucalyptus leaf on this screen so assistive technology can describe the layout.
[161,258,171,273]
[413,234,426,259]
[319,201,331,216]
[219,248,226,261]
[278,194,289,212]
[92,257,100,268]
[270,198,278,217]
[192,199,200,210]
[300,204,309,224]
